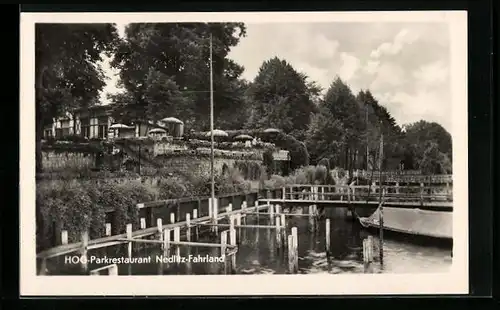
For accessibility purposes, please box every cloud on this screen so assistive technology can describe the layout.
[296,33,340,61]
[378,88,451,132]
[413,60,449,87]
[338,52,361,82]
[369,62,406,92]
[370,28,420,59]
[364,59,380,75]
[100,22,452,132]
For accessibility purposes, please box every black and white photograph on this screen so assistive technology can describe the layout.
[20,11,468,295]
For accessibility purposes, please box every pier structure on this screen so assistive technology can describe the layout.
[36,180,452,276]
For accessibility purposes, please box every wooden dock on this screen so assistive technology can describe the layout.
[36,179,453,276]
[261,184,453,210]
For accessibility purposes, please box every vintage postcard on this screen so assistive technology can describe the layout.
[20,11,468,296]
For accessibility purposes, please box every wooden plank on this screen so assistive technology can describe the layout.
[37,203,271,259]
[200,223,278,229]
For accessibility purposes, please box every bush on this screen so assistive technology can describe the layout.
[283,165,335,185]
[36,178,158,249]
[158,177,190,200]
[36,163,259,250]
[57,134,89,143]
[262,174,286,189]
[36,180,100,248]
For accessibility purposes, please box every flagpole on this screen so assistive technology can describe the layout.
[209,33,215,220]
[378,132,384,266]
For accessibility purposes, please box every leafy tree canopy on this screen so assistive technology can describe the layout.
[109,22,247,130]
[245,57,320,140]
[35,23,119,172]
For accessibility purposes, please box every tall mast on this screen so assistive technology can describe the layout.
[378,131,384,265]
[209,33,215,211]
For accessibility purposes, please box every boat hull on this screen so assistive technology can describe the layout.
[358,206,453,242]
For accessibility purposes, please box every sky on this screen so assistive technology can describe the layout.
[101,22,451,132]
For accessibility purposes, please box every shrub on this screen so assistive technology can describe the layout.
[158,177,190,200]
[262,174,286,189]
[36,180,100,247]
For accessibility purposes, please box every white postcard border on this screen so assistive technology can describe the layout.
[20,10,468,296]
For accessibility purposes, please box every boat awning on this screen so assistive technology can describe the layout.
[359,206,452,239]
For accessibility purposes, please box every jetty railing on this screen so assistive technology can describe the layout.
[276,184,453,205]
[38,186,286,256]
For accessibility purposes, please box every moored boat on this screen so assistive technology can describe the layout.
[358,205,453,241]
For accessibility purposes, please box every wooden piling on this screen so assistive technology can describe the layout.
[126,224,132,259]
[105,223,111,236]
[229,226,237,273]
[275,204,281,216]
[61,230,68,245]
[255,201,260,222]
[275,216,281,248]
[325,219,330,253]
[214,198,219,235]
[157,218,163,237]
[236,213,242,241]
[163,229,170,256]
[363,237,374,273]
[186,213,191,241]
[220,230,228,274]
[269,204,274,224]
[208,197,213,219]
[291,227,298,270]
[109,264,118,275]
[80,230,89,272]
[288,235,294,273]
[173,226,181,259]
[280,213,286,246]
[308,205,314,231]
[367,235,374,262]
[193,210,199,240]
[39,258,47,275]
[140,218,146,229]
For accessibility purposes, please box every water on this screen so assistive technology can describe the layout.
[44,207,452,275]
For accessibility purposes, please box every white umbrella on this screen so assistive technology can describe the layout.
[205,129,228,137]
[161,117,184,124]
[234,134,253,141]
[110,123,134,129]
[148,128,167,134]
[263,128,281,133]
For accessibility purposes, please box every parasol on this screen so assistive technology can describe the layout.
[234,134,253,141]
[109,124,134,129]
[205,129,228,137]
[263,128,281,133]
[161,117,184,124]
[148,128,167,134]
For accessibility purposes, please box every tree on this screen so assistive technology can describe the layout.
[110,22,248,130]
[262,132,309,170]
[317,77,364,172]
[35,23,119,172]
[305,107,345,166]
[402,120,452,172]
[357,89,404,171]
[245,57,319,140]
[419,141,452,174]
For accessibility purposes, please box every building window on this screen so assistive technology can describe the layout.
[98,116,109,139]
[44,129,53,138]
[60,119,70,137]
[81,117,90,138]
[98,124,108,139]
